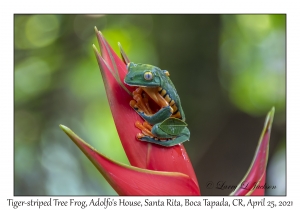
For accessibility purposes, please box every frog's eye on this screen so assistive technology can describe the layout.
[144,71,153,80]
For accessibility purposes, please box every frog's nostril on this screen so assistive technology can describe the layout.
[130,76,134,80]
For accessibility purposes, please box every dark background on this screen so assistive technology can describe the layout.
[14,14,286,195]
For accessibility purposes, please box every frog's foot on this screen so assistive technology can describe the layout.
[130,87,174,115]
[135,121,154,138]
[141,87,170,109]
[130,88,153,115]
[138,125,190,147]
[130,87,173,125]
[135,121,170,144]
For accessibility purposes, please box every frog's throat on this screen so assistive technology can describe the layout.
[141,87,172,111]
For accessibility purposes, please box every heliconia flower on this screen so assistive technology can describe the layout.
[59,27,275,196]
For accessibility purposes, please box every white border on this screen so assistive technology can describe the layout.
[2,0,299,209]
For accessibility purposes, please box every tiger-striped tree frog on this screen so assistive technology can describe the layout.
[124,62,190,147]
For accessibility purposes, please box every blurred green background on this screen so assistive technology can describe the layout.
[14,14,286,196]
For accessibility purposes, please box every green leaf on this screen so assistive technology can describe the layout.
[159,117,187,135]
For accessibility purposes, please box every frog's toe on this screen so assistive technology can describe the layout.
[130,100,138,110]
[136,133,145,139]
[164,106,174,117]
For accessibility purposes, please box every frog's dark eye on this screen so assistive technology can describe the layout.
[144,71,153,80]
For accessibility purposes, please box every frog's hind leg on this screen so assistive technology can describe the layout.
[138,126,190,147]
[139,135,189,147]
[130,88,153,115]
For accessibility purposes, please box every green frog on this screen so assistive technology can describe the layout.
[124,62,190,147]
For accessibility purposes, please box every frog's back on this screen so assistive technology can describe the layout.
[158,71,185,121]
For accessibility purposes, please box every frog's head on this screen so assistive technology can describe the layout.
[124,62,162,87]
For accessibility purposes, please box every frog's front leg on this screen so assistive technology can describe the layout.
[137,106,172,125]
[138,123,190,147]
[130,88,172,125]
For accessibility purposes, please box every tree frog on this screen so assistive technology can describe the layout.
[124,62,190,147]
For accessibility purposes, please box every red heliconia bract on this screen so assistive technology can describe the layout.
[60,27,275,196]
[230,107,274,196]
[92,28,199,190]
[60,125,200,195]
